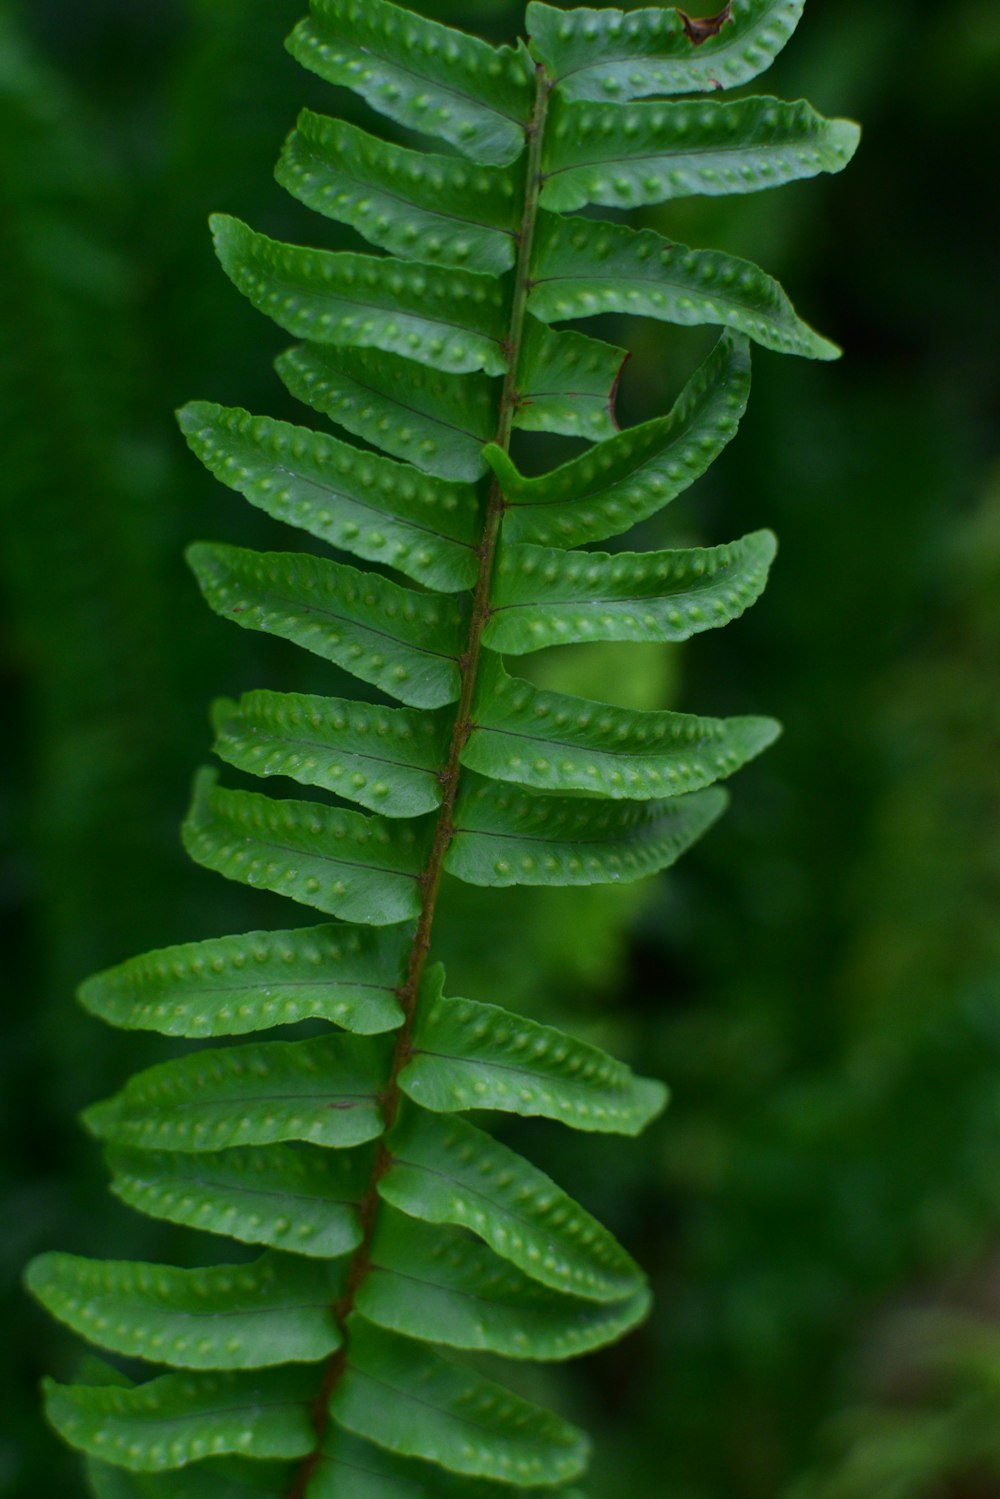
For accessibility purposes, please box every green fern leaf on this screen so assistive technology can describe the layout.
[275,343,496,482]
[530,212,839,359]
[541,95,859,214]
[358,1206,650,1360]
[527,0,805,100]
[380,1107,645,1300]
[83,1033,391,1152]
[212,215,510,375]
[495,329,750,546]
[77,923,408,1038]
[465,660,779,799]
[446,775,727,888]
[317,1429,590,1499]
[29,0,855,1488]
[182,769,428,924]
[179,402,483,593]
[513,318,628,441]
[330,1314,589,1485]
[398,967,666,1132]
[484,531,777,653]
[107,1142,368,1258]
[211,689,449,817]
[287,0,534,166]
[277,111,521,275]
[188,544,465,708]
[27,1252,344,1370]
[43,1368,317,1472]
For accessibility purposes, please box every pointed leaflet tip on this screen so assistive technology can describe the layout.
[540,97,862,216]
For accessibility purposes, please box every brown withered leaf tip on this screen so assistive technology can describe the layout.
[675,2,734,45]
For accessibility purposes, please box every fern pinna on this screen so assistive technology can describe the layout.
[28,1,856,1494]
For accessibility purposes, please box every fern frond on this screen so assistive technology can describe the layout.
[213,215,510,374]
[106,1142,369,1258]
[30,0,856,1491]
[210,690,449,816]
[27,1254,345,1370]
[464,657,779,798]
[277,111,521,274]
[77,924,409,1037]
[494,329,750,546]
[399,970,666,1131]
[180,403,484,591]
[327,1315,589,1484]
[187,543,465,706]
[357,1208,651,1358]
[513,319,628,441]
[484,531,776,651]
[527,0,806,100]
[44,1367,318,1471]
[82,1033,391,1152]
[541,95,858,213]
[182,769,429,923]
[275,343,497,481]
[286,0,535,165]
[380,1108,644,1300]
[530,213,841,358]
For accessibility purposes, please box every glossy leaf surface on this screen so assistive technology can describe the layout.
[43,1368,316,1472]
[108,1143,368,1258]
[466,662,779,800]
[331,1315,589,1486]
[314,1431,589,1499]
[530,212,840,360]
[512,318,627,442]
[447,775,728,888]
[359,1207,650,1360]
[211,689,449,818]
[541,95,859,213]
[276,343,497,482]
[28,1253,343,1371]
[287,0,534,166]
[485,531,777,654]
[381,1108,645,1301]
[278,111,521,275]
[77,923,408,1039]
[213,215,510,375]
[400,974,667,1132]
[496,330,750,546]
[182,770,428,925]
[179,401,482,593]
[527,0,805,100]
[188,543,464,709]
[84,1033,390,1152]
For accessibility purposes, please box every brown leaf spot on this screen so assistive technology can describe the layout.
[675,2,734,46]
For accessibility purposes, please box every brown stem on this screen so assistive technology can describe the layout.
[285,62,553,1499]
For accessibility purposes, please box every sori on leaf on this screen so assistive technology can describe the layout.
[26,0,857,1494]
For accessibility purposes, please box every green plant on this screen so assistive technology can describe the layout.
[26,0,856,1492]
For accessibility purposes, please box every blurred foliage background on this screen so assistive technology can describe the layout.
[2,0,998,1495]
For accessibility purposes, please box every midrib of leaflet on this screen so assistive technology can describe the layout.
[284,60,555,1499]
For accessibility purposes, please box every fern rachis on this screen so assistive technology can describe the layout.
[27,1,857,1493]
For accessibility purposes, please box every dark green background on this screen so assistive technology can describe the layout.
[2,1,998,1495]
